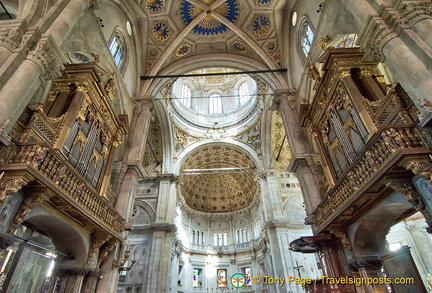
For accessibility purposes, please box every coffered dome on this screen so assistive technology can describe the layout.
[179,145,259,213]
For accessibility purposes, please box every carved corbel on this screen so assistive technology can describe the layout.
[385,178,432,233]
[330,227,353,252]
[386,179,424,209]
[104,76,115,102]
[405,161,432,183]
[10,189,53,232]
[97,238,118,267]
[0,173,34,205]
[26,34,66,82]
[87,232,112,266]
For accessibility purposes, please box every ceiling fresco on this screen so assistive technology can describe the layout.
[134,0,284,76]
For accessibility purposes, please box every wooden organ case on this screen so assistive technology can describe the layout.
[298,48,432,292]
[0,63,127,266]
[303,48,432,234]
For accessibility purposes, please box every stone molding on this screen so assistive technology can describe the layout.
[0,19,28,52]
[26,34,67,82]
[271,89,296,111]
[359,15,397,62]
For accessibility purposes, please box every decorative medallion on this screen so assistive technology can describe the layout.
[149,49,158,57]
[232,41,247,53]
[267,42,276,51]
[69,51,93,63]
[145,0,165,13]
[179,0,239,36]
[176,44,191,57]
[152,22,170,42]
[335,35,356,48]
[252,15,271,36]
[255,0,273,6]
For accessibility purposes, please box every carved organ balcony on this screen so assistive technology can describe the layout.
[0,64,127,243]
[303,48,432,233]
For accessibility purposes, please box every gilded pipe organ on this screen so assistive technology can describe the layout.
[0,64,127,291]
[293,48,432,292]
[303,48,432,233]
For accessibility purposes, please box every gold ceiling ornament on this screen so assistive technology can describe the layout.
[179,145,259,213]
[271,112,291,169]
[173,123,200,153]
[142,113,163,176]
[152,21,170,42]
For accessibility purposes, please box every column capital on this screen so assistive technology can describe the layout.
[132,96,152,118]
[359,15,397,63]
[26,34,67,82]
[0,19,28,52]
[393,0,432,28]
[271,89,296,111]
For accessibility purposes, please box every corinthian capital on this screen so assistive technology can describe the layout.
[359,16,396,62]
[271,89,296,111]
[0,19,28,51]
[26,34,67,82]
[395,0,432,27]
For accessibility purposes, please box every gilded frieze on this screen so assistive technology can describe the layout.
[271,112,290,169]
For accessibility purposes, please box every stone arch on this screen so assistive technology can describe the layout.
[0,1,18,19]
[17,0,46,24]
[133,201,155,226]
[24,206,89,265]
[142,53,288,97]
[348,191,413,258]
[174,141,264,175]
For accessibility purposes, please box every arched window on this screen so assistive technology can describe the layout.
[181,85,191,107]
[299,20,314,59]
[209,94,222,114]
[239,82,249,106]
[108,33,125,67]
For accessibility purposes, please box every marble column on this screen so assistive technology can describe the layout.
[380,246,428,293]
[115,97,152,222]
[0,34,65,143]
[43,0,88,46]
[272,89,321,215]
[342,0,432,125]
[145,229,173,293]
[384,1,432,63]
[0,0,89,143]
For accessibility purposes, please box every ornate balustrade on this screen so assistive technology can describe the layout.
[313,125,430,232]
[304,48,432,233]
[0,64,126,244]
[1,136,124,238]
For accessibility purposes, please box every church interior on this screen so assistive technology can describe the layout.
[0,0,431,292]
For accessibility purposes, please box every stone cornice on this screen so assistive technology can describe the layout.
[26,34,67,82]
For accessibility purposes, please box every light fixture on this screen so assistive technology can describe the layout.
[292,11,298,27]
[126,21,132,36]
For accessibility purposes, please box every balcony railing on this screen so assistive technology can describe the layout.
[5,143,124,236]
[312,126,429,231]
